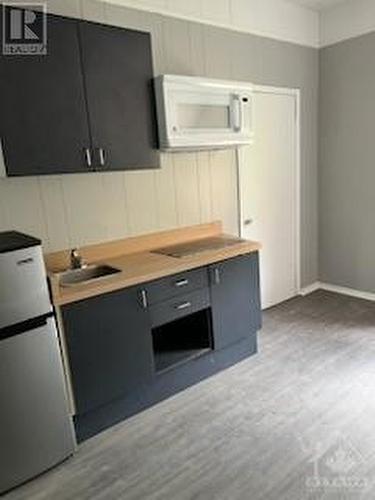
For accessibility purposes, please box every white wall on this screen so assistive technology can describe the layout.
[320,0,375,47]
[104,0,320,47]
[0,151,238,252]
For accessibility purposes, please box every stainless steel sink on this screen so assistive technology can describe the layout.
[59,265,121,287]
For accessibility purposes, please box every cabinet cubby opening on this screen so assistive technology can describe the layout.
[152,308,213,373]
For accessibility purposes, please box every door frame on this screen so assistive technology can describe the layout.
[236,84,301,299]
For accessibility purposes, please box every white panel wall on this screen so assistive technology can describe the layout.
[104,0,320,47]
[320,0,375,47]
[95,0,375,48]
[0,152,238,252]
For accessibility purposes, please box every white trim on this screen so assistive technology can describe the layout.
[235,147,242,238]
[299,281,321,296]
[253,85,300,96]
[156,74,255,91]
[319,283,375,302]
[295,90,301,294]
[237,85,302,298]
[299,281,375,302]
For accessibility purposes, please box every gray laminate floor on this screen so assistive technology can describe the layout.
[5,290,375,500]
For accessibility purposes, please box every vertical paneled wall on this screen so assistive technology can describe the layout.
[0,151,238,252]
[0,0,318,287]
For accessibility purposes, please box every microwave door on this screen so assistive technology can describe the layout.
[177,103,231,132]
[172,91,233,135]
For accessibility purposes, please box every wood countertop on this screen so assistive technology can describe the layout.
[46,222,261,307]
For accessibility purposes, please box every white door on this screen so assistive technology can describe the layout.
[238,90,299,309]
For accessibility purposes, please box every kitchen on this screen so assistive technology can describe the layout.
[1,1,375,499]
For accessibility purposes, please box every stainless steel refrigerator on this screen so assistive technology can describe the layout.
[0,231,75,494]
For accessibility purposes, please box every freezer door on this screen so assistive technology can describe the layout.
[0,245,52,329]
[0,317,75,494]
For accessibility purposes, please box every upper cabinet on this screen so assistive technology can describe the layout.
[0,11,159,177]
[0,14,91,175]
[79,22,159,171]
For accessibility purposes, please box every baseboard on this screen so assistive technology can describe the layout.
[299,282,321,296]
[299,281,375,302]
[319,283,375,302]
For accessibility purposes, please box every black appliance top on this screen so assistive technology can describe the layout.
[0,231,41,254]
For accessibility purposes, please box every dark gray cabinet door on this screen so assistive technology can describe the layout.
[0,13,91,176]
[62,287,154,415]
[79,21,159,171]
[209,253,261,350]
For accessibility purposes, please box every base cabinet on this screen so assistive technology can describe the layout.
[62,287,153,415]
[209,253,261,350]
[61,252,261,431]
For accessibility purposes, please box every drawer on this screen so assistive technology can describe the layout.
[145,267,208,305]
[149,288,210,328]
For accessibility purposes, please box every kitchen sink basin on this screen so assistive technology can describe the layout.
[59,265,121,287]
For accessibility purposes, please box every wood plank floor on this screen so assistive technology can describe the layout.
[5,290,375,500]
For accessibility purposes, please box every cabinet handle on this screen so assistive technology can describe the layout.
[98,148,105,167]
[140,290,148,309]
[84,148,92,168]
[0,137,6,177]
[175,279,189,287]
[214,268,221,285]
[175,301,192,310]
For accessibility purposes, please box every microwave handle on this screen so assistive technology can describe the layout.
[232,95,242,132]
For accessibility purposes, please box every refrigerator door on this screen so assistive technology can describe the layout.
[0,245,52,329]
[0,317,76,494]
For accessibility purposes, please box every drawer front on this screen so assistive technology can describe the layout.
[145,267,208,305]
[149,288,210,328]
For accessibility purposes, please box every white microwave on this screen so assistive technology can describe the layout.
[154,75,254,151]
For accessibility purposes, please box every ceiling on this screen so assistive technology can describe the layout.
[288,0,348,10]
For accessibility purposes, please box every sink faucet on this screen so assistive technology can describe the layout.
[70,248,86,270]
